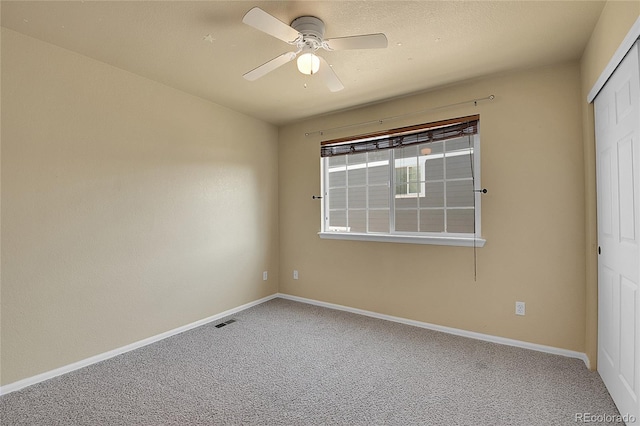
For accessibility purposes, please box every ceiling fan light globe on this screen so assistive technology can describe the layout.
[297,53,320,75]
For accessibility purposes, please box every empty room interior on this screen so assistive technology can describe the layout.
[2,0,640,424]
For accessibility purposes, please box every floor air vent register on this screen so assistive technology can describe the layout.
[214,319,236,329]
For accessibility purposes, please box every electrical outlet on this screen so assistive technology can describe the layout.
[263,271,268,281]
[515,301,525,316]
[293,270,299,280]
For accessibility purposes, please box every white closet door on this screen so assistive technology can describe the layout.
[596,41,640,422]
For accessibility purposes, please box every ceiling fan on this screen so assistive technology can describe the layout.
[241,7,388,92]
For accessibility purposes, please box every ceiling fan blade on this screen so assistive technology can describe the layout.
[243,52,297,81]
[316,56,344,92]
[242,7,301,44]
[324,33,388,50]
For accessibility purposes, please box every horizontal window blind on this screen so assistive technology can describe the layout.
[320,115,479,158]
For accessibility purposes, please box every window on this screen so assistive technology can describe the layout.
[319,115,484,247]
[395,164,423,198]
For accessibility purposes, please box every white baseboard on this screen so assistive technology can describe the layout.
[0,293,279,396]
[277,293,591,369]
[1,291,590,396]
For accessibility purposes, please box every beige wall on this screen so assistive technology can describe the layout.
[279,61,586,353]
[580,2,640,369]
[0,29,279,385]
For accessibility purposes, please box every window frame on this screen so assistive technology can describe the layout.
[318,117,485,247]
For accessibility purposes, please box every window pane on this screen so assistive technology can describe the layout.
[329,170,346,188]
[368,163,389,185]
[421,141,444,181]
[348,209,366,233]
[446,180,473,207]
[419,141,443,156]
[421,181,444,208]
[395,167,408,192]
[396,209,418,232]
[395,188,418,208]
[368,150,390,163]
[424,157,444,181]
[329,210,346,228]
[347,152,367,165]
[396,145,418,161]
[420,209,445,232]
[408,166,419,182]
[348,186,366,209]
[445,137,474,180]
[446,137,472,151]
[348,168,366,186]
[447,209,474,233]
[408,179,420,194]
[346,153,366,187]
[369,185,389,208]
[396,147,418,194]
[328,155,346,168]
[446,154,472,180]
[369,210,389,233]
[329,187,346,209]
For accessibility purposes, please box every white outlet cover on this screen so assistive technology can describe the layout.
[515,301,525,316]
[293,270,299,280]
[263,271,268,280]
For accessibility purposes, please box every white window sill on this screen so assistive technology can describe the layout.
[318,232,486,247]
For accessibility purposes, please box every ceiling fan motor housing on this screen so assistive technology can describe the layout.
[291,16,325,49]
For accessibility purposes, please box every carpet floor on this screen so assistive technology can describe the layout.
[0,298,621,425]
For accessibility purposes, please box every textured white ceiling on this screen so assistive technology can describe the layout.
[1,1,605,125]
